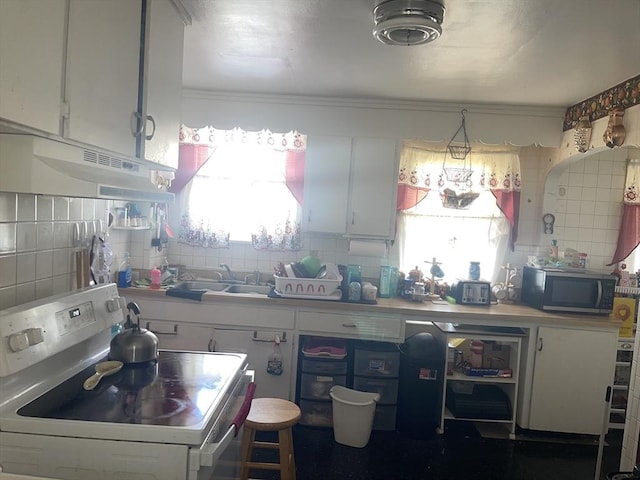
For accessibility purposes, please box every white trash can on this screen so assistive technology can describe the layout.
[329,385,380,448]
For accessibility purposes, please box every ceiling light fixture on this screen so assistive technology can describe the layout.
[373,0,446,46]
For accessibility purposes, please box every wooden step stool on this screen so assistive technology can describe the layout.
[240,398,301,480]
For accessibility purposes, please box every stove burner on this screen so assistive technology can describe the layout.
[123,395,189,420]
[16,350,245,428]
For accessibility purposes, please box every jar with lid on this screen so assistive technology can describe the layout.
[469,261,481,281]
[348,281,362,302]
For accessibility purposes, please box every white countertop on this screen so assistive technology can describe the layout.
[121,287,622,331]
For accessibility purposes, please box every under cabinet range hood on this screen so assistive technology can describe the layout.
[0,134,175,203]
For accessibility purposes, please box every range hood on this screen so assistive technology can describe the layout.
[0,134,174,203]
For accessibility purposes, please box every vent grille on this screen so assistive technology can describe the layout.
[83,149,138,172]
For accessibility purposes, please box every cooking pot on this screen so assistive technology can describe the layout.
[110,302,158,364]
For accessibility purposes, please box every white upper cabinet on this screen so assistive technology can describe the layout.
[303,136,398,238]
[303,135,351,234]
[136,0,185,168]
[347,137,399,238]
[0,0,66,134]
[64,0,142,157]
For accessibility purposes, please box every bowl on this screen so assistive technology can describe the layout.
[300,256,322,277]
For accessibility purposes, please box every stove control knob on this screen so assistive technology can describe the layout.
[26,327,44,345]
[106,297,126,312]
[8,332,29,352]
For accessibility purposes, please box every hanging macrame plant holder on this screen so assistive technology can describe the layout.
[440,109,479,209]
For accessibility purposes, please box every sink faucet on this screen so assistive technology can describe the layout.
[244,270,261,285]
[220,263,235,281]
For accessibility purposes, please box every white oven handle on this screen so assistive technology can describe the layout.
[197,374,256,468]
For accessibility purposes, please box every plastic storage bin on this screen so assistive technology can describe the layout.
[301,373,347,400]
[299,399,333,427]
[353,376,399,404]
[354,347,400,377]
[329,385,380,448]
[302,358,348,375]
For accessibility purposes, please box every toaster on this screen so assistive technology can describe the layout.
[451,280,491,306]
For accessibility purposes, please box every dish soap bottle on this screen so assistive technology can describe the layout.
[117,252,132,288]
[150,266,162,289]
[267,336,283,376]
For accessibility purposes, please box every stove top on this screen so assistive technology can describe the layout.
[18,350,246,428]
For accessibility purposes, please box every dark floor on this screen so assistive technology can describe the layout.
[254,423,625,480]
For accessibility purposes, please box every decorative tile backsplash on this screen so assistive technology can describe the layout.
[0,193,130,310]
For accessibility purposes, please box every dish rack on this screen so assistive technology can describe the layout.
[274,275,342,297]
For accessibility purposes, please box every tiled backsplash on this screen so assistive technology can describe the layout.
[0,193,133,310]
[541,147,628,273]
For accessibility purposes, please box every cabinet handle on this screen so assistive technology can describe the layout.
[130,111,143,137]
[308,210,311,223]
[341,323,357,328]
[208,338,215,352]
[146,322,178,335]
[351,212,355,225]
[251,331,288,343]
[145,115,156,140]
[537,337,543,351]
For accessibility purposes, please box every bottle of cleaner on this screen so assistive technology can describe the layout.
[267,336,283,376]
[117,252,132,288]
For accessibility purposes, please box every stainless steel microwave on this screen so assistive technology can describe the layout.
[521,265,617,314]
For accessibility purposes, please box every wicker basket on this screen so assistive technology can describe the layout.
[440,188,479,210]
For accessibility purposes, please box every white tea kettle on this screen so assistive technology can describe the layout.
[109,302,158,364]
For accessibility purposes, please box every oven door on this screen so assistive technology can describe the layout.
[188,371,255,480]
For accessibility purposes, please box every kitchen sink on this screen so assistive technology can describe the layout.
[223,284,272,295]
[174,281,271,295]
[177,281,230,291]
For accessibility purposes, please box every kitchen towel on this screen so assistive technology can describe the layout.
[349,239,388,257]
[166,288,206,301]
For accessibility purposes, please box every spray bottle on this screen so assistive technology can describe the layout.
[267,335,283,376]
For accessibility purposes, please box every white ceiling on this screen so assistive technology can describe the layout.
[180,0,640,109]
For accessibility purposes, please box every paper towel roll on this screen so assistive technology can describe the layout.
[349,239,388,257]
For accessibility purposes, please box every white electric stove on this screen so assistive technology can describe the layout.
[0,284,252,480]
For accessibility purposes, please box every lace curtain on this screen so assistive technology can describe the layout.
[174,125,306,251]
[610,158,640,265]
[396,141,522,250]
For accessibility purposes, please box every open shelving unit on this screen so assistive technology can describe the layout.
[609,286,639,431]
[434,322,525,440]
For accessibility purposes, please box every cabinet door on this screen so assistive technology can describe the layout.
[348,137,398,238]
[65,0,141,156]
[0,0,66,134]
[138,0,184,168]
[528,326,617,434]
[302,135,351,234]
[212,328,294,400]
[145,319,215,352]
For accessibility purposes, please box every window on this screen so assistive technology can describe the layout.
[397,190,510,283]
[396,141,521,283]
[177,127,306,251]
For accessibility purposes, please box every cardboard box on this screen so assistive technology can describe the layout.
[482,341,511,369]
[449,338,511,369]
